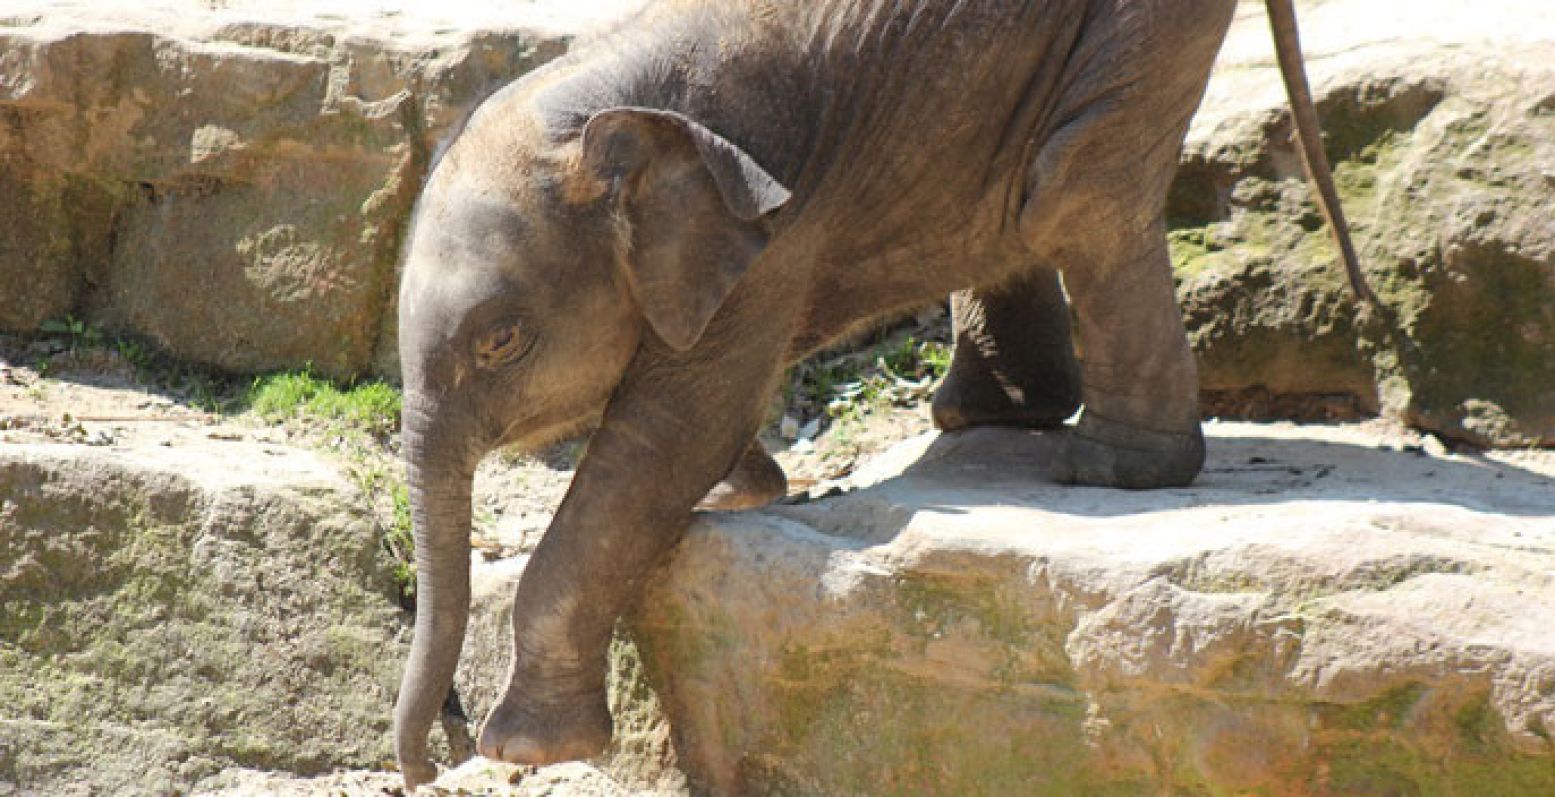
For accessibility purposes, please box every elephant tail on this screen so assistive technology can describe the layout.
[1263,0,1379,307]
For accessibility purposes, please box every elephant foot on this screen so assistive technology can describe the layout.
[919,417,1204,490]
[1058,414,1205,489]
[931,365,1079,434]
[477,688,612,766]
[400,757,439,792]
[696,439,787,511]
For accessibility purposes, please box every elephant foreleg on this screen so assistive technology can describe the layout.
[477,330,786,766]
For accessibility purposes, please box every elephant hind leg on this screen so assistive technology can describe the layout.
[1016,110,1209,488]
[696,438,788,511]
[932,266,1083,433]
[1046,226,1207,488]
[993,4,1229,489]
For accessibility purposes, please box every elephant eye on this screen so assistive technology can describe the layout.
[472,323,531,368]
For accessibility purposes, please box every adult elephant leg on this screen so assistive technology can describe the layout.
[478,327,786,765]
[932,265,1082,432]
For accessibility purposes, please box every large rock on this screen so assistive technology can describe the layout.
[0,1,640,379]
[632,424,1555,795]
[1173,0,1555,445]
[0,433,407,795]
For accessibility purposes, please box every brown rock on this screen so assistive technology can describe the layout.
[1172,0,1555,446]
[0,436,406,794]
[0,2,595,379]
[631,425,1555,795]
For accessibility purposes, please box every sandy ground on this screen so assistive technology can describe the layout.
[1220,0,1555,63]
[11,0,1551,47]
[0,332,974,558]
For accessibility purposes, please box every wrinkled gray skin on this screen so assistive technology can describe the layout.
[394,0,1359,788]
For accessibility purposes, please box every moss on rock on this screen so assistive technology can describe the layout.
[0,445,406,794]
[1170,55,1555,444]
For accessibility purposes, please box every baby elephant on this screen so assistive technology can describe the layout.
[393,0,1367,788]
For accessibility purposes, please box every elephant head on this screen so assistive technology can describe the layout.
[392,101,790,787]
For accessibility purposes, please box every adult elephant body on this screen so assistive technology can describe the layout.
[394,0,1360,787]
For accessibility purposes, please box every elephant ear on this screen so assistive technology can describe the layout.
[581,107,791,350]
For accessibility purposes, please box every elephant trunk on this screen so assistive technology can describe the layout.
[394,392,478,790]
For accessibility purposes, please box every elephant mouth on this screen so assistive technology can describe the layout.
[495,411,603,457]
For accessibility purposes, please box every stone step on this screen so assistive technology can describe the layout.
[628,423,1555,795]
[0,437,405,794]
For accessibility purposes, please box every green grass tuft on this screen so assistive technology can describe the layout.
[350,461,416,603]
[246,368,401,439]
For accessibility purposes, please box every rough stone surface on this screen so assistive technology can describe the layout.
[1173,0,1555,445]
[0,0,640,379]
[0,436,407,796]
[633,423,1555,795]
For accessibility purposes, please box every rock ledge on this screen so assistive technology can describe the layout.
[631,423,1555,795]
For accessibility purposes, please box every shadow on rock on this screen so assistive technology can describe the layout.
[766,425,1555,547]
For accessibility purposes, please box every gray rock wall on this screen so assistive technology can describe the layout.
[0,9,572,379]
[1173,2,1555,445]
[0,440,405,795]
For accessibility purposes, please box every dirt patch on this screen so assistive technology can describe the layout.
[0,336,241,450]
